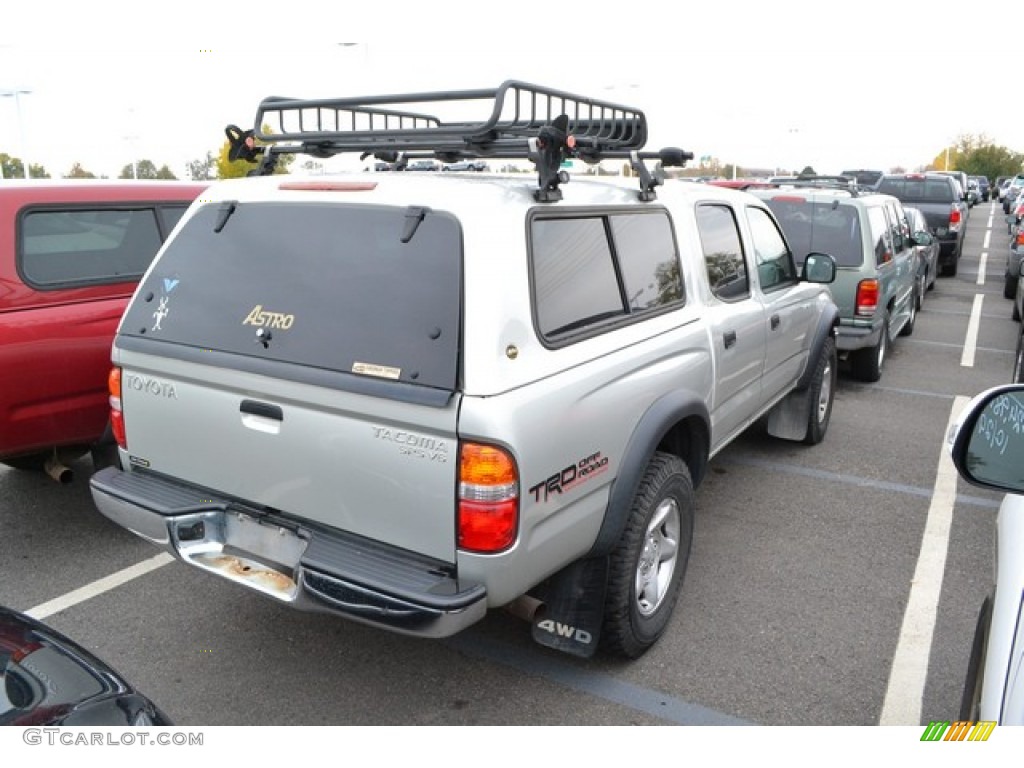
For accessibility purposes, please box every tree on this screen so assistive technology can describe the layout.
[64,162,97,179]
[929,135,1024,181]
[155,164,177,180]
[188,151,215,181]
[1,153,49,179]
[119,159,159,179]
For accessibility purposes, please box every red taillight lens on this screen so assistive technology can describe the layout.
[458,442,518,553]
[949,206,962,230]
[855,279,879,317]
[1017,230,1024,247]
[108,367,126,448]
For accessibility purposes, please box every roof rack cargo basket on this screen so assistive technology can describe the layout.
[251,79,648,159]
[226,80,693,202]
[772,175,863,195]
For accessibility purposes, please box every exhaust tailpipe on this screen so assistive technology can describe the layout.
[44,456,73,484]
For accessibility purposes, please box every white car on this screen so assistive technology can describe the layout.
[949,384,1024,723]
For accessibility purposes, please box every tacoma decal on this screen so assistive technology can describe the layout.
[529,451,610,503]
[243,304,295,330]
[372,426,449,462]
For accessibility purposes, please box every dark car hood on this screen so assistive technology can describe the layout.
[0,606,170,726]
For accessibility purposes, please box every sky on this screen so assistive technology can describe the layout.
[0,4,1018,180]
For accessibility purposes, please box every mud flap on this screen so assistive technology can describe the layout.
[765,386,812,441]
[531,557,608,657]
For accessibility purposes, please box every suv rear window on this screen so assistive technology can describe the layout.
[764,198,864,267]
[876,177,955,203]
[120,202,462,392]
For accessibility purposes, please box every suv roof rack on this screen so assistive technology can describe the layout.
[225,80,693,202]
[771,175,867,196]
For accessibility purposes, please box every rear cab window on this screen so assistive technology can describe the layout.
[529,209,683,343]
[120,201,463,395]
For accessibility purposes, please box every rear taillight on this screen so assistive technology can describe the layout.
[458,442,518,553]
[949,205,962,232]
[108,367,125,448]
[855,279,879,317]
[1016,229,1024,248]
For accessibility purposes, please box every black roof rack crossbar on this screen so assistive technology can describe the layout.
[251,80,648,160]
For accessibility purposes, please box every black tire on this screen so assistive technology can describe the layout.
[1005,274,1018,300]
[802,336,836,445]
[850,310,889,383]
[1014,300,1021,323]
[915,273,925,311]
[899,292,916,337]
[943,255,959,277]
[959,595,993,721]
[601,453,694,659]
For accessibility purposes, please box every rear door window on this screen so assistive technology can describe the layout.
[121,201,463,392]
[764,198,864,267]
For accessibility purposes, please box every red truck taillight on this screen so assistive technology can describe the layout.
[108,367,126,448]
[949,205,962,232]
[855,279,879,317]
[458,442,518,553]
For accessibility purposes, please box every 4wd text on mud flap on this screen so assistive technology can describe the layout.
[529,452,610,503]
[535,619,593,645]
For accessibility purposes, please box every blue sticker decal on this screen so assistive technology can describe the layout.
[163,278,180,293]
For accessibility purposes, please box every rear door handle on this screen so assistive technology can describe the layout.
[240,399,283,421]
[723,330,737,348]
[770,314,781,330]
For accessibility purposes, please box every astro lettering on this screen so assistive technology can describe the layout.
[529,452,609,503]
[243,305,295,330]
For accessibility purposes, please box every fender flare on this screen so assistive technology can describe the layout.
[795,303,839,390]
[586,391,709,558]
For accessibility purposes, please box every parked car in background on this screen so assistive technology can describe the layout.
[994,176,1011,202]
[840,169,885,189]
[443,160,488,172]
[937,170,972,208]
[949,384,1024,724]
[966,179,980,207]
[971,175,990,202]
[751,182,918,382]
[1005,201,1024,302]
[876,173,968,276]
[0,605,171,725]
[405,159,441,171]
[1002,175,1024,214]
[0,180,207,482]
[905,205,939,307]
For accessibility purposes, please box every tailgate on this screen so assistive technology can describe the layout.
[114,199,464,562]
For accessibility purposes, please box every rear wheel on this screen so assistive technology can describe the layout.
[601,453,694,659]
[899,292,917,337]
[850,311,889,383]
[1014,327,1024,383]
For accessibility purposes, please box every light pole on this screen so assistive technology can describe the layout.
[0,87,32,179]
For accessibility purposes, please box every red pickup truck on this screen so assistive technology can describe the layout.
[0,180,207,482]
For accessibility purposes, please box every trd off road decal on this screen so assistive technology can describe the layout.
[529,451,609,503]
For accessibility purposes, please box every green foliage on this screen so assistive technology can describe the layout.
[188,151,215,181]
[1,153,49,178]
[64,162,97,179]
[929,135,1024,181]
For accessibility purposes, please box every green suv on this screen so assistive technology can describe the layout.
[751,183,929,382]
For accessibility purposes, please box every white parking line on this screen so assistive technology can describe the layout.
[878,395,970,725]
[983,229,991,250]
[961,294,984,367]
[24,553,174,621]
[977,253,987,285]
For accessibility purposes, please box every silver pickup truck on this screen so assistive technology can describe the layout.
[90,81,838,658]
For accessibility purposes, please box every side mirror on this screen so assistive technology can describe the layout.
[949,384,1024,493]
[801,252,836,284]
[912,230,934,246]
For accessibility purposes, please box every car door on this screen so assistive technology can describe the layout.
[882,200,917,333]
[744,204,818,408]
[695,202,767,452]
